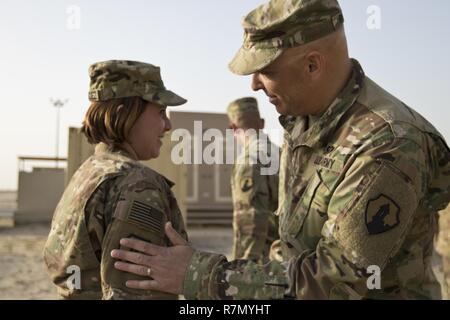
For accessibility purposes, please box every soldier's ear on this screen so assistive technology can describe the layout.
[306,51,323,78]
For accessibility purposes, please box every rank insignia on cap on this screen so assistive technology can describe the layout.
[365,194,400,235]
[88,91,100,101]
[240,177,254,192]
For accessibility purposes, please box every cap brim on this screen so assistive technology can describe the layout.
[142,89,187,107]
[228,45,283,76]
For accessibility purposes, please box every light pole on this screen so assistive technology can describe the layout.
[50,98,68,168]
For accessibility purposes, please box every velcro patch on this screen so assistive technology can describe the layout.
[334,162,417,269]
[128,200,164,234]
[88,90,100,100]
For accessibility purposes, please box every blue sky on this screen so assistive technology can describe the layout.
[1,0,449,190]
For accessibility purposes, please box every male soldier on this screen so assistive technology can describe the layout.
[227,97,279,264]
[111,0,450,299]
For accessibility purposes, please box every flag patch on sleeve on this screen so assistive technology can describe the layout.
[128,200,164,234]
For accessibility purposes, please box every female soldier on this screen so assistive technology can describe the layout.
[43,60,187,300]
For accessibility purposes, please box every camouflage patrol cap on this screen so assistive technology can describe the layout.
[88,60,187,106]
[229,0,344,75]
[227,97,261,124]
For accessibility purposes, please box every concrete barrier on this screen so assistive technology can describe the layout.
[15,168,65,224]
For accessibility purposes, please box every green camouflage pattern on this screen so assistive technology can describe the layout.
[183,251,288,300]
[182,60,450,300]
[88,60,187,106]
[227,97,261,127]
[229,0,344,75]
[44,143,187,300]
[437,207,450,299]
[230,134,279,264]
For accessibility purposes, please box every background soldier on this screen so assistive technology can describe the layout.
[110,0,450,300]
[227,97,279,264]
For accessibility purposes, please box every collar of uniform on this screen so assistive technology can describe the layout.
[94,142,138,161]
[278,115,307,151]
[280,59,365,150]
[95,143,176,188]
[163,176,175,188]
[278,115,306,135]
[94,142,110,155]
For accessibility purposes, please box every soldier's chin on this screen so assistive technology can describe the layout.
[142,148,160,161]
[275,104,288,116]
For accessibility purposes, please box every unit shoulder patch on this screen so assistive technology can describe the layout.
[365,194,400,235]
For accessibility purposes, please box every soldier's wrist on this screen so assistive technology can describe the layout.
[183,250,227,300]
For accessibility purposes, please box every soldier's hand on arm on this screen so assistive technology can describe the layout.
[100,172,187,299]
[111,222,194,295]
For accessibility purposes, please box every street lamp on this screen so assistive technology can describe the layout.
[50,98,68,167]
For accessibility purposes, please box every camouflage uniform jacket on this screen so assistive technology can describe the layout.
[231,134,279,263]
[44,143,187,299]
[183,60,450,300]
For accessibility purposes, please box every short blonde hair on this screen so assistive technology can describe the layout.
[81,97,147,145]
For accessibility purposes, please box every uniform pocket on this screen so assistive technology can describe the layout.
[284,172,323,252]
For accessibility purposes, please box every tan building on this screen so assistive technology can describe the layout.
[15,157,66,224]
[169,111,233,225]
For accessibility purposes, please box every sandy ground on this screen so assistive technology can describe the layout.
[0,223,56,299]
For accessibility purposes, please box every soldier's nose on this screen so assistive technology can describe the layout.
[251,73,264,91]
[164,118,172,132]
